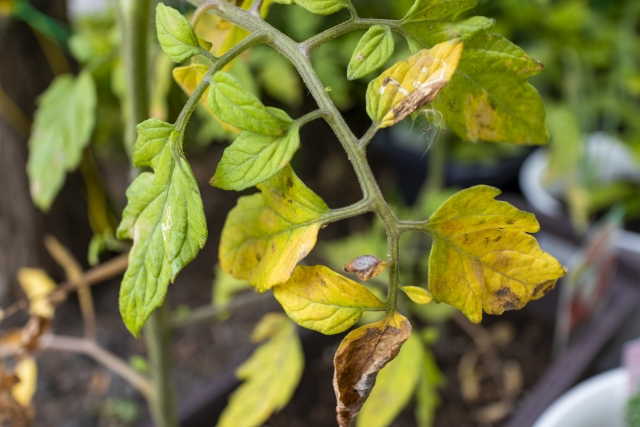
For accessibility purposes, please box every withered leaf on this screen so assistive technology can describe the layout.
[333,312,412,427]
[343,255,390,281]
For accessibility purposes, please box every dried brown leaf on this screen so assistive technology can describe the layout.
[343,255,390,281]
[333,312,412,426]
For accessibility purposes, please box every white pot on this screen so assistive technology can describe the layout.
[533,368,628,427]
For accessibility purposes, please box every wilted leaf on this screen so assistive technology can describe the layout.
[425,186,566,323]
[219,166,329,292]
[12,358,37,408]
[156,3,201,63]
[208,71,285,136]
[294,0,349,15]
[17,269,56,319]
[403,0,477,22]
[117,119,207,336]
[432,32,548,144]
[347,26,395,80]
[333,313,412,427]
[274,265,385,334]
[400,286,433,304]
[27,72,97,211]
[210,120,300,191]
[343,255,389,281]
[217,313,303,427]
[366,39,463,129]
[357,334,423,427]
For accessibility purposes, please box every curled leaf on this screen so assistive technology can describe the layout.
[333,313,412,427]
[343,255,389,281]
[274,265,385,335]
[400,286,433,304]
[366,39,463,128]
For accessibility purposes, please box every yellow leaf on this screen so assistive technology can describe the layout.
[17,269,56,319]
[273,265,385,334]
[367,39,463,128]
[400,286,433,305]
[11,358,37,407]
[426,185,566,323]
[333,312,412,427]
[172,64,240,135]
[219,165,330,292]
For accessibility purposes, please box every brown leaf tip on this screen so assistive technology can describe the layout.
[343,255,390,281]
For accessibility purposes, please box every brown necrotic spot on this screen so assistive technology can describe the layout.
[493,287,522,312]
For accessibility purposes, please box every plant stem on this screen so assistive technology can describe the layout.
[144,304,178,427]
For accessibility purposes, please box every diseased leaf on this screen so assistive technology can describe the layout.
[17,269,56,319]
[294,0,349,15]
[12,358,37,408]
[347,26,395,81]
[366,39,463,129]
[357,334,423,427]
[117,119,207,336]
[401,286,433,304]
[403,0,477,22]
[208,71,284,136]
[219,165,330,292]
[217,313,303,427]
[333,313,412,427]
[211,121,299,191]
[156,3,201,63]
[27,72,97,211]
[432,32,548,144]
[425,185,566,323]
[343,255,389,281]
[404,16,495,48]
[273,265,385,334]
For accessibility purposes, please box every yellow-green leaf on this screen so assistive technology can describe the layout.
[366,39,463,129]
[17,269,57,319]
[357,334,424,427]
[219,165,330,292]
[425,185,566,323]
[347,25,395,81]
[212,265,251,315]
[11,358,37,408]
[416,341,445,427]
[273,265,385,334]
[156,3,201,63]
[401,286,433,304]
[217,313,303,427]
[294,0,349,15]
[403,0,477,22]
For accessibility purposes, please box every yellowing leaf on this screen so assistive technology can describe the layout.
[357,334,423,427]
[217,313,303,427]
[172,64,241,135]
[343,255,389,281]
[273,265,385,334]
[333,313,412,427]
[403,0,477,22]
[17,269,56,319]
[425,186,566,323]
[367,39,463,129]
[11,358,37,407]
[219,166,330,292]
[401,286,433,304]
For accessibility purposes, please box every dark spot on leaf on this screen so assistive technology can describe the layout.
[506,220,515,225]
[494,287,521,311]
[532,280,556,298]
[285,178,293,189]
[493,236,502,242]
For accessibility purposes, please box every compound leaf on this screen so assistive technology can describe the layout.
[426,185,566,324]
[219,165,329,292]
[207,71,284,136]
[156,3,201,63]
[117,119,207,336]
[27,72,97,211]
[347,25,394,80]
[403,0,477,22]
[357,334,424,427]
[367,39,463,129]
[273,265,385,335]
[217,313,303,427]
[294,0,349,15]
[333,313,412,427]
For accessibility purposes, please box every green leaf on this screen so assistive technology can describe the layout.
[403,0,477,22]
[404,16,495,48]
[425,185,566,324]
[117,119,207,336]
[211,120,299,191]
[219,165,330,292]
[294,0,349,15]
[347,26,395,80]
[273,265,385,334]
[217,313,303,427]
[27,72,97,211]
[432,32,549,145]
[156,3,201,63]
[207,71,285,136]
[400,286,433,304]
[357,334,424,427]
